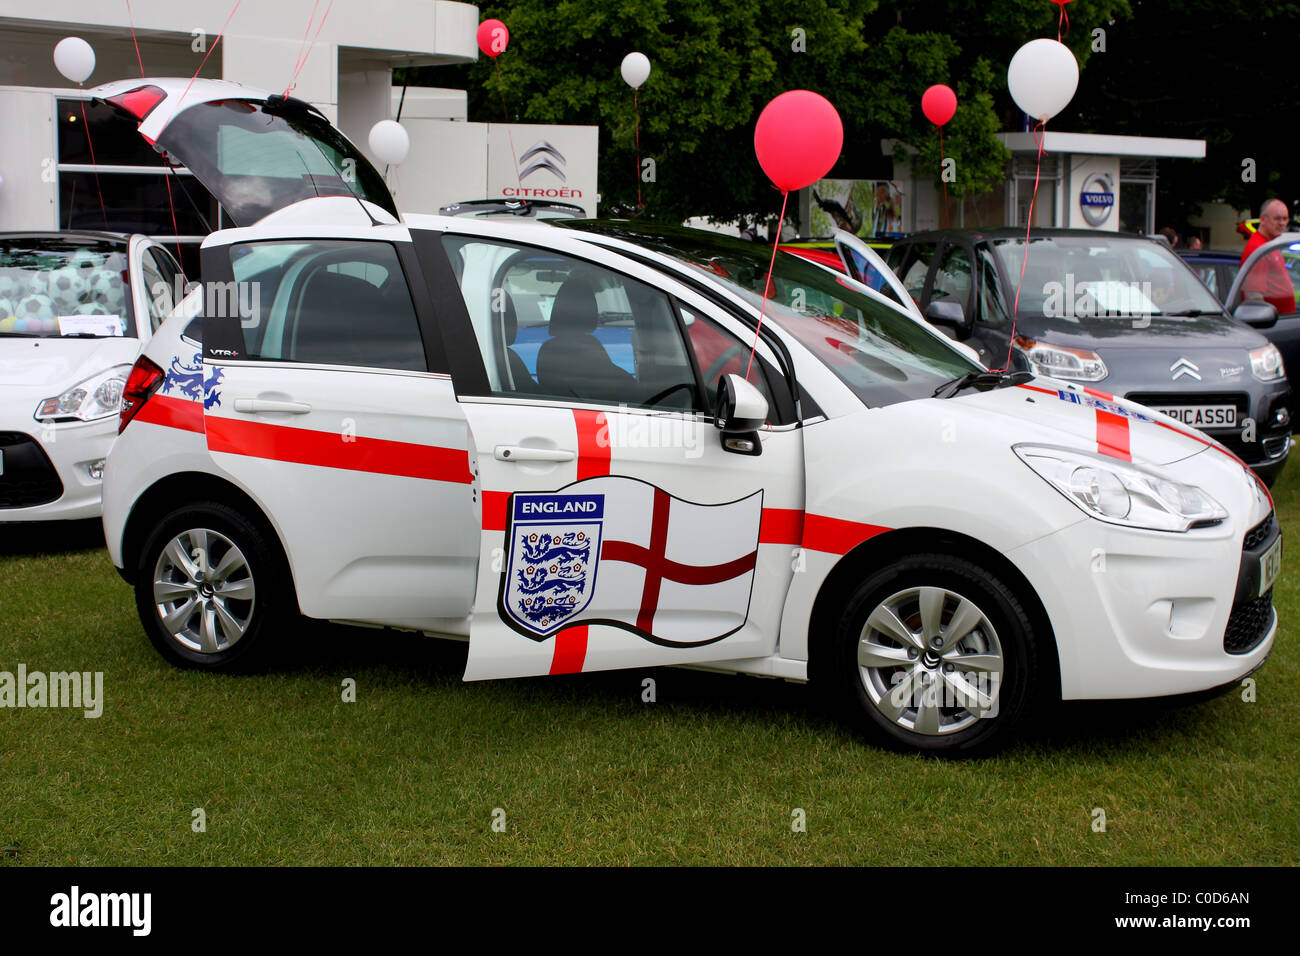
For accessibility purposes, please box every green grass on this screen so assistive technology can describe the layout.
[2,475,1298,867]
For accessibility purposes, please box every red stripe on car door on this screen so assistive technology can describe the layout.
[205,417,473,482]
[548,409,610,673]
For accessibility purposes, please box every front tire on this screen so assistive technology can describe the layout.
[134,501,293,671]
[819,553,1040,755]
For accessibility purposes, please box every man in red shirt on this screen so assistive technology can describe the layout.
[1241,199,1295,316]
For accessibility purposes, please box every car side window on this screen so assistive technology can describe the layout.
[678,304,775,412]
[229,240,426,371]
[976,247,1009,326]
[931,244,972,314]
[897,243,936,303]
[441,236,699,410]
[1190,263,1217,294]
[141,246,182,331]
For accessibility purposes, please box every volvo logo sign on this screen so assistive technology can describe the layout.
[1079,172,1116,227]
[519,140,567,183]
[1170,357,1202,381]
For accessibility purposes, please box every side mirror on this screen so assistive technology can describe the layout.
[925,298,973,339]
[714,373,768,456]
[1234,300,1279,329]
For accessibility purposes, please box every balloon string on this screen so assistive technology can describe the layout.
[179,0,240,112]
[1059,3,1070,41]
[1002,120,1046,372]
[939,126,949,230]
[161,170,186,276]
[287,0,319,93]
[634,88,642,208]
[78,95,109,229]
[124,0,145,76]
[744,189,789,382]
[286,0,333,96]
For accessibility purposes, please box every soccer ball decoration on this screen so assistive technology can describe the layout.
[86,269,125,310]
[47,265,88,309]
[16,293,55,321]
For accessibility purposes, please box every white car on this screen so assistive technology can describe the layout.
[0,231,182,520]
[98,78,1279,754]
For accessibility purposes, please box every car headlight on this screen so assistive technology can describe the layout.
[35,365,132,423]
[1014,444,1227,532]
[1013,336,1108,382]
[1250,344,1285,382]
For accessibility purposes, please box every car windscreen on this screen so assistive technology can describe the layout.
[994,235,1224,319]
[0,237,135,338]
[560,223,980,408]
[156,99,397,226]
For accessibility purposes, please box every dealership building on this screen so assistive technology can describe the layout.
[871,131,1216,240]
[0,1,599,268]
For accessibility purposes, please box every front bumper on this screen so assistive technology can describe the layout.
[1007,453,1276,699]
[0,416,117,521]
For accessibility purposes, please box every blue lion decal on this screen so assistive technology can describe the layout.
[161,353,224,409]
[514,531,593,627]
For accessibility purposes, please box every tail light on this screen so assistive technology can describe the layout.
[103,85,167,122]
[119,356,165,434]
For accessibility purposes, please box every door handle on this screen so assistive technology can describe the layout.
[494,445,576,463]
[233,399,313,415]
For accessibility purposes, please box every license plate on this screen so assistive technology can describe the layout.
[1151,404,1237,428]
[1259,535,1283,597]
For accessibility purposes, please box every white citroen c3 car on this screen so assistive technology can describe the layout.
[97,78,1279,754]
[1,231,182,520]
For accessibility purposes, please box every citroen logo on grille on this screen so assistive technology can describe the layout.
[519,140,567,183]
[1170,357,1201,381]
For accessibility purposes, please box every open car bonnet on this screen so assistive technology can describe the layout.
[957,378,1222,467]
[90,77,398,227]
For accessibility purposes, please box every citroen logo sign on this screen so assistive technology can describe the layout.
[1170,357,1202,381]
[519,140,567,183]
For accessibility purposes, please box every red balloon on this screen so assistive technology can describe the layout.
[477,19,509,58]
[922,84,957,126]
[753,90,844,193]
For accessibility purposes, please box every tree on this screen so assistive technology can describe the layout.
[405,0,1132,224]
[1069,0,1300,230]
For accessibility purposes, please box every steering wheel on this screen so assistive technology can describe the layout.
[641,382,696,407]
[704,344,746,383]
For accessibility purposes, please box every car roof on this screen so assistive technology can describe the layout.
[896,227,1166,243]
[0,230,133,244]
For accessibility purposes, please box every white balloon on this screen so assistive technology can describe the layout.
[53,37,95,85]
[368,120,410,166]
[620,52,651,90]
[1007,38,1079,123]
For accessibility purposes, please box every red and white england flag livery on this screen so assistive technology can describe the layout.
[500,477,762,646]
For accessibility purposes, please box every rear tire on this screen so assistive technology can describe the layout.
[134,501,293,671]
[817,553,1040,756]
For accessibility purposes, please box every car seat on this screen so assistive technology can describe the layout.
[536,273,637,400]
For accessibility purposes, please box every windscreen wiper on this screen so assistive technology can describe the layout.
[933,368,1033,399]
[1160,309,1220,317]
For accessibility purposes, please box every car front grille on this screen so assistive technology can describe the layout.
[1243,513,1276,551]
[1224,588,1274,655]
[0,432,64,509]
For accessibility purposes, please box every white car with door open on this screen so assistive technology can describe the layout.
[98,78,1279,754]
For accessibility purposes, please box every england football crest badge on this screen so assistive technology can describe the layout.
[502,492,604,638]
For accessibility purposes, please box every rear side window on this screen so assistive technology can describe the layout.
[229,240,426,371]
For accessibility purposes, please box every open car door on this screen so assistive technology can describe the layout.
[833,230,923,320]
